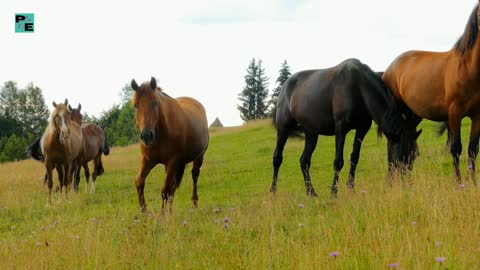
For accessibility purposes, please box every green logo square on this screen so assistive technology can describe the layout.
[15,13,34,33]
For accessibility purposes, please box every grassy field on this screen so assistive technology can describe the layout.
[0,119,479,269]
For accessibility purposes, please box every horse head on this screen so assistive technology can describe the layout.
[69,103,83,125]
[131,77,159,146]
[51,98,72,144]
[386,127,422,173]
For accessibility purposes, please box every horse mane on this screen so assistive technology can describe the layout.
[355,62,404,138]
[46,105,69,136]
[453,4,479,55]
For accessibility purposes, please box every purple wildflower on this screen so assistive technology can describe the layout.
[40,227,46,231]
[223,223,229,229]
[360,190,367,195]
[213,208,220,213]
[459,184,466,189]
[329,251,340,258]
[298,204,304,208]
[435,257,446,264]
[182,220,188,226]
[214,219,220,224]
[468,164,473,170]
[387,262,399,269]
[49,225,55,229]
[224,217,230,223]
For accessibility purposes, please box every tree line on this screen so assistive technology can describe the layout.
[237,59,292,122]
[0,81,139,163]
[0,59,293,163]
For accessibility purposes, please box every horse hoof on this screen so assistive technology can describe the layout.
[330,186,338,197]
[270,186,277,193]
[192,201,198,208]
[307,190,318,197]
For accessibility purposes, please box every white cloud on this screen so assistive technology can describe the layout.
[0,0,478,126]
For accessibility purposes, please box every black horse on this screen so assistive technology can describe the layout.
[270,58,421,196]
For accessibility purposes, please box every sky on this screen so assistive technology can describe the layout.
[0,0,477,126]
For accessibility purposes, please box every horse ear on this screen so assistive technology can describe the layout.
[64,98,68,106]
[68,104,73,111]
[415,129,423,140]
[52,101,57,108]
[131,79,139,91]
[78,103,82,111]
[150,77,157,90]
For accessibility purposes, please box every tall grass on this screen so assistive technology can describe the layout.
[0,119,479,269]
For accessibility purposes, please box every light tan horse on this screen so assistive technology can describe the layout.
[131,77,209,212]
[69,104,110,194]
[40,99,82,204]
[383,3,480,183]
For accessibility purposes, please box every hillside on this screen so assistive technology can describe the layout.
[0,119,479,269]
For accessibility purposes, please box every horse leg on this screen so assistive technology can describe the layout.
[448,105,463,183]
[73,163,81,193]
[331,123,348,196]
[191,156,204,207]
[270,129,289,193]
[300,131,319,197]
[83,163,90,193]
[468,118,480,185]
[161,164,178,213]
[135,159,155,213]
[347,124,370,189]
[64,163,72,199]
[45,163,54,205]
[91,156,102,194]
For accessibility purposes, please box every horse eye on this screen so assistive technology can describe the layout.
[134,104,138,109]
[152,101,158,108]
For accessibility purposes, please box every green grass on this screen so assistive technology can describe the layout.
[0,119,479,269]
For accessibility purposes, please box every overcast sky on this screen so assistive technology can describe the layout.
[0,0,477,126]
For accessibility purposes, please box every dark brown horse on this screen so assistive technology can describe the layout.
[39,99,82,204]
[131,77,209,212]
[69,104,110,193]
[271,58,420,196]
[383,3,480,183]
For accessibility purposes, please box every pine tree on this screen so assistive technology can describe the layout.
[237,58,269,122]
[270,60,291,113]
[255,59,269,119]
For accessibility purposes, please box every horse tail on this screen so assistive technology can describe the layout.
[26,137,44,162]
[103,140,110,156]
[96,159,104,176]
[273,77,304,138]
[98,124,110,156]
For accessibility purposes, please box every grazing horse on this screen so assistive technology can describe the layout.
[270,58,420,196]
[69,104,110,193]
[39,99,82,204]
[383,3,480,183]
[131,77,209,212]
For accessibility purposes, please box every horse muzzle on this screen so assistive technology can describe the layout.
[140,129,155,145]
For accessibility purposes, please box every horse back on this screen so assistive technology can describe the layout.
[383,50,451,120]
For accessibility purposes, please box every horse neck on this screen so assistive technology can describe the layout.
[459,35,480,76]
[358,75,402,136]
[155,95,180,137]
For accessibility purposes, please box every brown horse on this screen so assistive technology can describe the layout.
[131,77,209,212]
[69,104,110,193]
[383,3,480,183]
[40,99,82,204]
